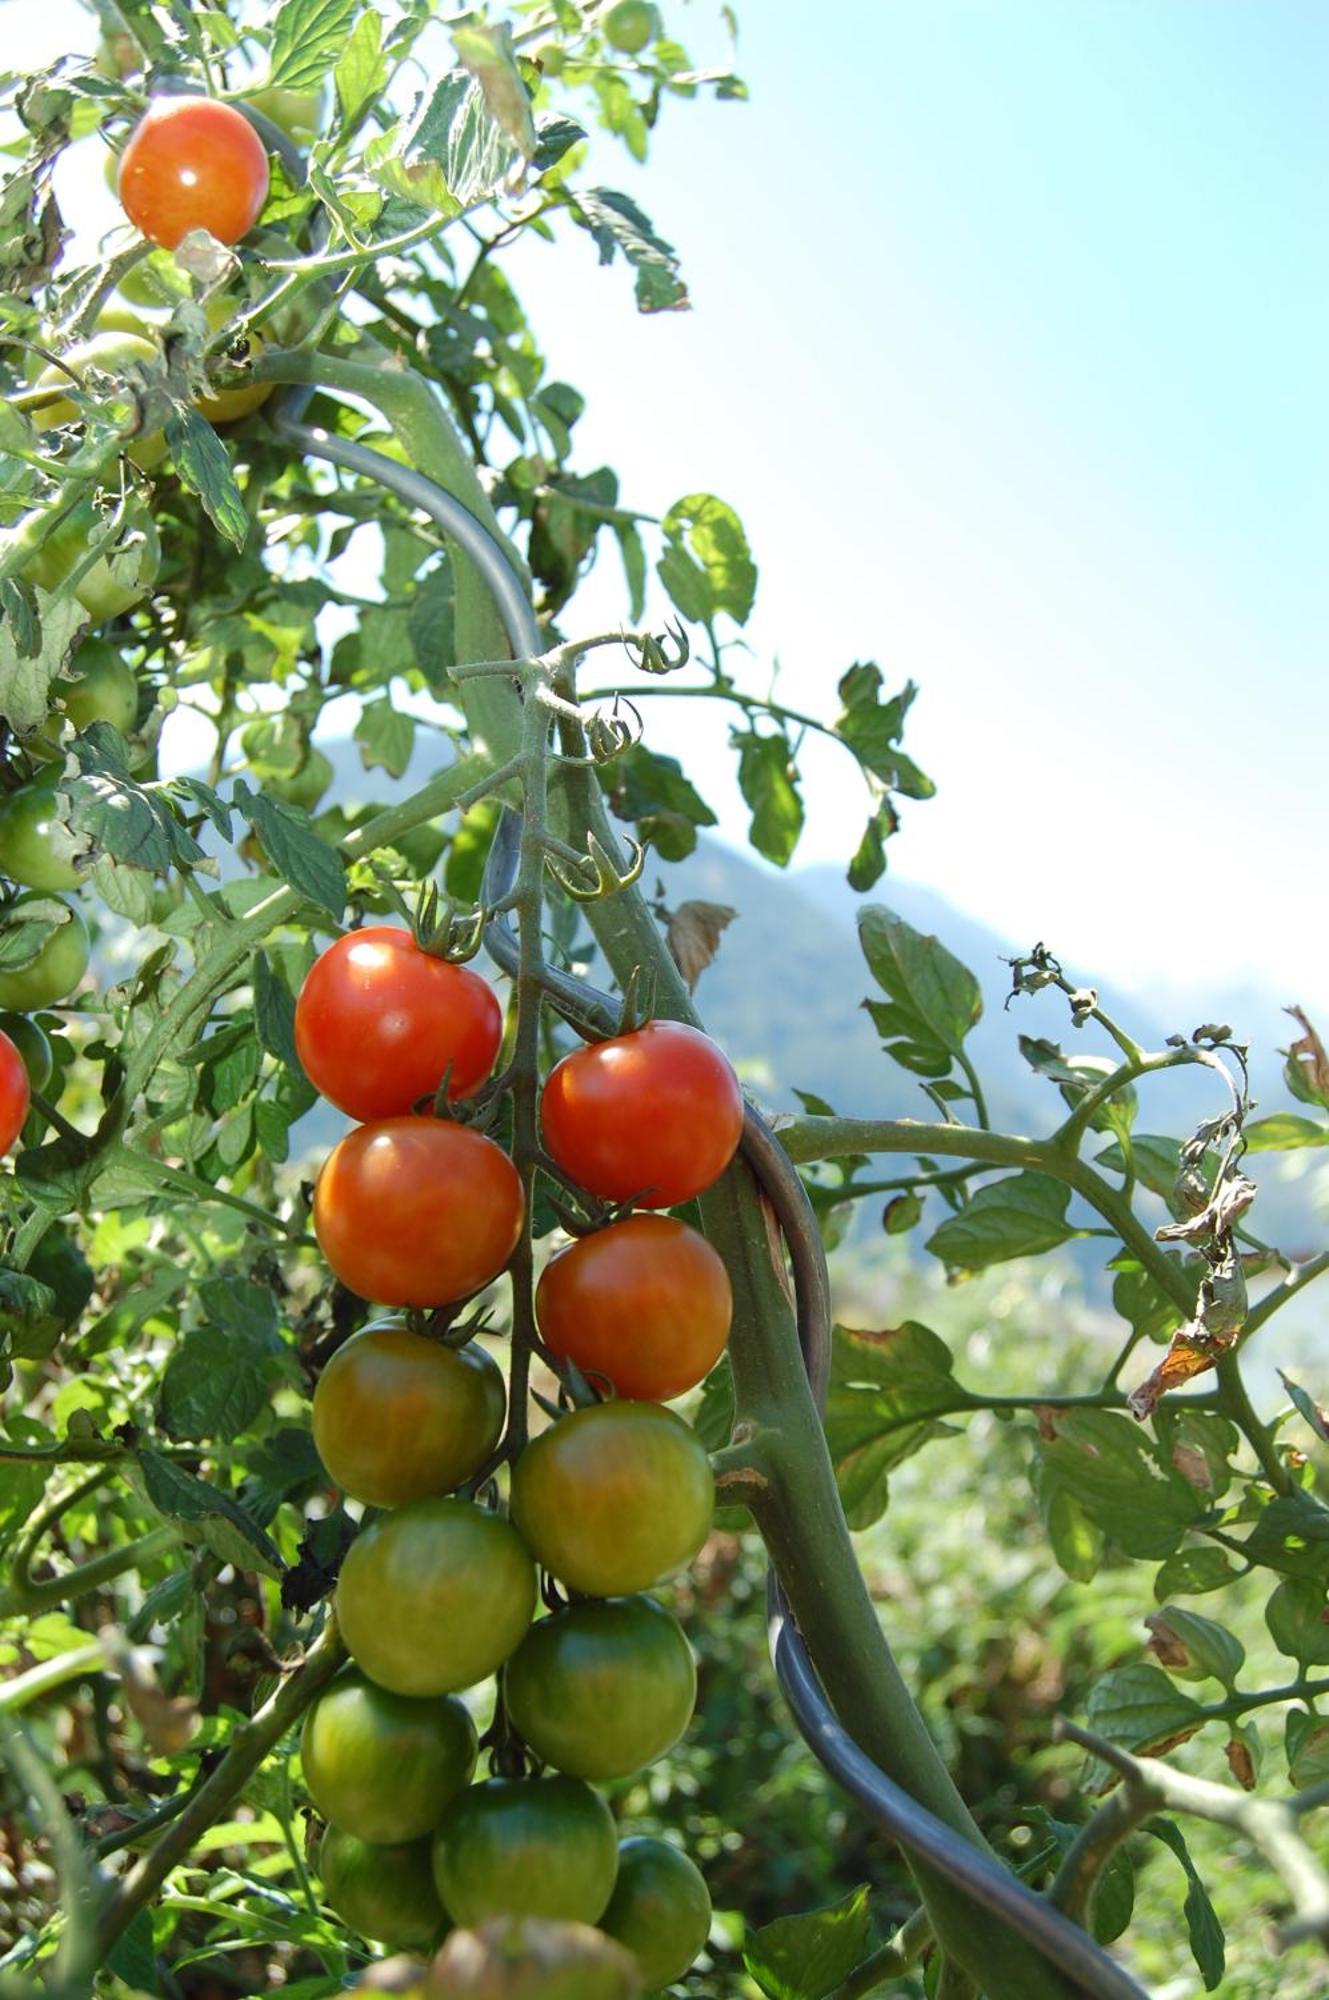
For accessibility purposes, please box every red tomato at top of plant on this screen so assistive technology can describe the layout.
[539,1020,743,1208]
[0,1030,31,1155]
[313,1116,523,1308]
[295,927,503,1121]
[537,1213,731,1402]
[117,96,269,250]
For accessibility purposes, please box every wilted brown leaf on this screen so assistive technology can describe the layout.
[666,899,737,990]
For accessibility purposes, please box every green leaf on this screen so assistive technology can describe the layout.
[367,74,520,217]
[252,951,305,1078]
[744,1885,873,2000]
[238,784,345,919]
[1265,1577,1329,1666]
[824,1323,967,1529]
[0,895,67,972]
[1279,1369,1329,1444]
[106,1908,159,1994]
[1243,1111,1329,1151]
[1148,1820,1226,1990]
[159,1324,269,1444]
[926,1172,1073,1273]
[269,0,358,90]
[1146,1605,1245,1688]
[138,1449,282,1579]
[857,905,982,1076]
[164,409,249,548]
[733,729,803,866]
[0,586,83,733]
[1036,1478,1105,1584]
[599,742,716,862]
[1111,1259,1185,1347]
[354,697,415,778]
[335,6,387,126]
[1083,1665,1205,1760]
[846,798,899,893]
[1241,1490,1329,1580]
[834,667,934,797]
[575,187,689,313]
[452,22,538,160]
[1032,1409,1205,1559]
[1286,1707,1329,1787]
[1153,1546,1237,1600]
[658,493,754,624]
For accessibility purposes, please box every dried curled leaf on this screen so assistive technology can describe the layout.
[666,899,736,990]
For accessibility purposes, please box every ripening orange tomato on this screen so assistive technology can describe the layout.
[117,97,269,250]
[537,1214,731,1401]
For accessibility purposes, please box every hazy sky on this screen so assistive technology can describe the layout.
[14,0,1329,1009]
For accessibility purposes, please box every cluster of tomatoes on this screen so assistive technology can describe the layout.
[292,926,744,1988]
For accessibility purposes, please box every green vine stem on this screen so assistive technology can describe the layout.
[0,1642,105,1714]
[0,1713,99,1996]
[94,1618,347,1959]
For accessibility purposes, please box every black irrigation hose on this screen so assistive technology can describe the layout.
[278,415,1149,2000]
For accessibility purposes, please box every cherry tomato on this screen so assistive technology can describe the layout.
[0,1014,52,1092]
[301,1666,477,1844]
[537,1214,731,1402]
[197,296,274,425]
[118,96,270,250]
[28,498,161,624]
[265,746,333,810]
[431,1778,618,1928]
[313,1325,506,1508]
[314,1118,522,1308]
[42,637,139,743]
[335,1496,536,1697]
[0,897,90,1011]
[600,1837,711,1991]
[319,1824,446,1950]
[25,331,158,433]
[540,1020,743,1208]
[428,1917,641,1999]
[503,1595,695,1781]
[510,1402,714,1597]
[244,83,326,142]
[601,2,661,55]
[0,775,81,893]
[297,929,503,1122]
[0,1030,30,1155]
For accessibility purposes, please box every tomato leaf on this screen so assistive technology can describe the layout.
[858,905,982,1076]
[164,409,249,549]
[599,743,717,862]
[354,696,415,778]
[744,1884,874,2000]
[824,1324,969,1530]
[658,493,755,625]
[137,1448,283,1580]
[253,951,305,1078]
[334,6,387,127]
[1243,1112,1329,1152]
[925,1171,1073,1272]
[1147,1820,1226,1990]
[1265,1577,1329,1667]
[733,729,803,866]
[1032,1408,1205,1560]
[236,783,346,920]
[574,187,689,313]
[1081,1665,1206,1773]
[452,23,538,162]
[269,0,358,91]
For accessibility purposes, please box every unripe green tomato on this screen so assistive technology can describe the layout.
[599,1839,711,1992]
[319,1825,447,1951]
[502,1596,696,1782]
[264,746,334,811]
[197,295,274,425]
[94,32,140,80]
[600,2,660,55]
[301,1666,477,1843]
[26,331,158,433]
[245,83,327,142]
[46,637,140,741]
[536,42,567,77]
[430,1779,618,1928]
[0,896,90,1010]
[426,1918,642,1999]
[0,1013,52,1092]
[0,775,81,893]
[313,1325,506,1508]
[28,499,161,624]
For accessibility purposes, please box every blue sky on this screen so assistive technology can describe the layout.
[16,0,1329,1007]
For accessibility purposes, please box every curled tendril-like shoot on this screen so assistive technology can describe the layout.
[541,1186,608,1240]
[616,961,656,1037]
[585,695,644,764]
[421,899,488,964]
[623,618,690,676]
[545,832,644,904]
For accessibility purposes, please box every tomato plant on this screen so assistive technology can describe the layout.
[312,1324,506,1507]
[117,95,270,249]
[335,1497,536,1697]
[0,896,89,1009]
[601,2,662,55]
[23,330,158,432]
[431,1778,619,1928]
[38,636,139,743]
[600,1837,713,1992]
[318,1824,447,1951]
[313,1118,523,1306]
[540,1021,744,1207]
[0,1029,30,1155]
[503,1594,696,1781]
[537,1212,732,1401]
[27,496,161,622]
[296,927,504,1119]
[0,775,81,893]
[510,1403,715,1597]
[301,1666,477,1843]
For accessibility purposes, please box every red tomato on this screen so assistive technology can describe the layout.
[540,1021,743,1208]
[295,927,503,1121]
[0,1030,31,1154]
[117,97,269,250]
[537,1214,731,1401]
[313,1117,523,1307]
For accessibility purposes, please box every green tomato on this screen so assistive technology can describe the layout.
[245,83,327,142]
[335,1498,536,1698]
[25,331,158,433]
[6,1223,95,1361]
[265,746,334,811]
[94,33,140,80]
[510,1403,714,1597]
[28,498,161,625]
[600,2,660,55]
[503,1596,695,1782]
[319,1825,447,1951]
[0,896,90,1011]
[0,1013,52,1092]
[44,637,140,744]
[426,1917,642,1999]
[536,43,567,77]
[431,1779,618,1929]
[301,1667,477,1844]
[0,775,81,893]
[599,1839,711,1992]
[313,1325,506,1509]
